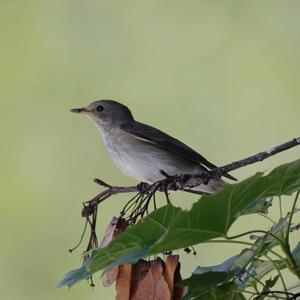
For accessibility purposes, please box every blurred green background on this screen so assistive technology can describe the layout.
[1,1,300,299]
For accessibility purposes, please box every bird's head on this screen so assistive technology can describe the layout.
[71,99,134,128]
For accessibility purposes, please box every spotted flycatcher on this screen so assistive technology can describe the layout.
[71,100,236,193]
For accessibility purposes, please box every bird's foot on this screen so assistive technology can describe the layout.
[137,182,150,194]
[159,170,179,191]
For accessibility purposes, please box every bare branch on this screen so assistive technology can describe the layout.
[210,137,300,177]
[81,137,300,217]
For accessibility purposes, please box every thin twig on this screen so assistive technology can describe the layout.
[69,214,88,253]
[209,137,300,177]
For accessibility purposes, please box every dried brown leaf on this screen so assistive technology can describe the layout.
[116,264,133,300]
[103,267,120,287]
[172,260,184,300]
[163,255,179,299]
[99,216,119,248]
[100,217,119,286]
[101,217,129,287]
[132,259,170,300]
[130,259,150,296]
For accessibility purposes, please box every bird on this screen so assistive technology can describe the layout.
[70,100,236,194]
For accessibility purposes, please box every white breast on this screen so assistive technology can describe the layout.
[98,126,202,183]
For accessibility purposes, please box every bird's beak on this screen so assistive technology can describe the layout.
[70,107,88,114]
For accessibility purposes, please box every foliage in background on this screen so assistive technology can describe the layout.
[59,159,300,299]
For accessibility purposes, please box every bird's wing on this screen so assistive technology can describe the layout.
[120,122,237,181]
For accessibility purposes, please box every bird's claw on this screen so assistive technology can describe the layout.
[137,182,150,194]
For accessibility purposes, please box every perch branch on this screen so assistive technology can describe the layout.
[81,137,300,217]
[208,137,300,178]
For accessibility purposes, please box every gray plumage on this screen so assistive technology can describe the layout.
[71,100,236,194]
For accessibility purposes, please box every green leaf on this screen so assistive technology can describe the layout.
[237,211,298,288]
[182,282,246,300]
[242,198,272,215]
[253,210,300,257]
[179,272,231,298]
[254,275,280,300]
[58,159,300,287]
[181,245,270,296]
[56,264,91,288]
[239,259,285,289]
[178,250,253,298]
[238,209,300,288]
[262,275,280,292]
[182,223,289,294]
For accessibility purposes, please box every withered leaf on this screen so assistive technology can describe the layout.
[131,259,150,296]
[164,255,184,300]
[116,264,133,300]
[101,217,128,287]
[103,268,120,288]
[132,259,170,300]
[99,217,119,248]
[164,255,179,296]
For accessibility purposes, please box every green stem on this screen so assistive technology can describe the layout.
[226,228,299,276]
[284,249,300,279]
[243,290,292,300]
[259,212,276,224]
[279,196,283,219]
[205,239,286,262]
[245,271,266,288]
[264,254,288,295]
[278,196,286,241]
[285,191,299,244]
[226,230,285,248]
[226,230,268,240]
[204,239,293,298]
[283,191,300,278]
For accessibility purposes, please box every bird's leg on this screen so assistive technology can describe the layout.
[179,174,192,187]
[159,170,201,191]
[159,170,178,191]
[136,182,151,194]
[158,170,175,203]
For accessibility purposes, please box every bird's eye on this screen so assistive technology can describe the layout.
[96,105,104,112]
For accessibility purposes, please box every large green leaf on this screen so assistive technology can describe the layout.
[181,282,246,300]
[240,259,284,288]
[178,249,254,299]
[257,275,280,300]
[58,159,300,287]
[238,210,300,288]
[180,210,300,298]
